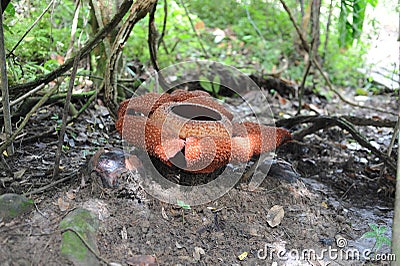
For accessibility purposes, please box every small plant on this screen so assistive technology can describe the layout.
[177,199,191,224]
[361,223,391,253]
[199,75,220,97]
[177,199,191,210]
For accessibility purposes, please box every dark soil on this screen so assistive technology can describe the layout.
[0,85,396,265]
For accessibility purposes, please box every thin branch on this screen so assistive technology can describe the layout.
[7,0,56,58]
[23,171,78,196]
[279,0,309,53]
[297,58,312,114]
[148,1,169,92]
[0,82,60,155]
[245,4,267,46]
[279,0,397,116]
[9,0,133,94]
[276,115,397,128]
[104,0,157,117]
[297,28,316,115]
[53,51,81,179]
[0,7,13,155]
[0,84,44,113]
[277,115,396,172]
[12,92,95,145]
[157,0,168,48]
[65,0,82,60]
[1,0,10,13]
[341,115,396,128]
[90,0,112,58]
[387,120,399,158]
[321,0,333,64]
[148,3,159,69]
[179,0,209,58]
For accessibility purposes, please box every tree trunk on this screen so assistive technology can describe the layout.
[103,0,158,117]
[88,0,122,88]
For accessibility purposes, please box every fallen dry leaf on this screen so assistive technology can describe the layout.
[266,205,284,227]
[193,246,205,261]
[57,197,70,212]
[127,255,157,266]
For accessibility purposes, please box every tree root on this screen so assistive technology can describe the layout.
[276,115,397,173]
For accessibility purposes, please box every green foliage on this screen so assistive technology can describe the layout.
[177,200,191,210]
[338,0,378,48]
[199,75,220,96]
[4,0,88,84]
[362,223,391,253]
[4,0,379,91]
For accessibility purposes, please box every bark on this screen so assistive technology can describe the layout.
[104,0,158,117]
[0,3,14,155]
[88,0,122,87]
[9,0,133,94]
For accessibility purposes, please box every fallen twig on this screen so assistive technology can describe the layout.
[0,84,44,113]
[276,115,397,128]
[23,171,78,197]
[0,82,60,156]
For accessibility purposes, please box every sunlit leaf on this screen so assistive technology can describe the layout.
[4,3,15,16]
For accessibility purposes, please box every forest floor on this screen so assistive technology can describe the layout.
[0,76,397,265]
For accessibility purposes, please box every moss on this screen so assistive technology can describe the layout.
[59,208,100,264]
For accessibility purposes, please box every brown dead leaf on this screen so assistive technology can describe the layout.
[193,246,205,262]
[195,20,205,30]
[13,169,26,179]
[57,197,70,212]
[266,205,284,227]
[127,255,157,266]
[66,191,76,200]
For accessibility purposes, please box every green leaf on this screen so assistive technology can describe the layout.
[367,0,378,7]
[44,59,60,71]
[369,223,379,231]
[177,200,191,210]
[338,1,350,48]
[362,231,377,238]
[378,226,387,235]
[355,88,368,96]
[382,237,392,246]
[4,3,15,16]
[375,240,383,251]
[3,24,11,33]
[199,75,213,93]
[176,200,191,210]
[179,33,192,40]
[212,74,220,94]
[352,0,367,39]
